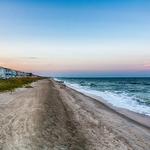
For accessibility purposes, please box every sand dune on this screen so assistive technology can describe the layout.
[0,79,150,150]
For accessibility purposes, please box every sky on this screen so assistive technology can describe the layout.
[0,0,150,77]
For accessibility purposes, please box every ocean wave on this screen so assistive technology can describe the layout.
[90,83,97,87]
[63,81,150,116]
[79,81,86,86]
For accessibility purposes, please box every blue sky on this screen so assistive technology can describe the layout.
[0,0,150,77]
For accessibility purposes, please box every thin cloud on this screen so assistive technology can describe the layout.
[144,64,150,68]
[23,57,39,59]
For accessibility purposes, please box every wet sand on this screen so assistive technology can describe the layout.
[0,79,150,150]
[80,93,150,129]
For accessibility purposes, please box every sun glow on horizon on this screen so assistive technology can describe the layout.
[0,0,150,77]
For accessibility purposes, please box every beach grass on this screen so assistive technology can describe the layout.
[0,77,42,92]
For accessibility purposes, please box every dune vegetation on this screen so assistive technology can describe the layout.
[0,77,42,92]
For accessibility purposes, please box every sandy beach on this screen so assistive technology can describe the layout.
[0,79,150,150]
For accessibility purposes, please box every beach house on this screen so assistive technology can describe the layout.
[0,67,6,79]
[0,67,15,79]
[0,67,33,79]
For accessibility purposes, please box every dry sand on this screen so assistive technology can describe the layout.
[0,79,150,150]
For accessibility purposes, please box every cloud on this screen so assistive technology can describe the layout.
[144,64,150,69]
[21,57,39,60]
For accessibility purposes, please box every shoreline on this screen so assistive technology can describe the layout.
[0,79,150,149]
[79,92,150,129]
[54,79,150,149]
[56,80,150,129]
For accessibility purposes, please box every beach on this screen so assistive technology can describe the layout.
[0,79,150,150]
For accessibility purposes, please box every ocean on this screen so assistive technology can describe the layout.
[54,77,150,116]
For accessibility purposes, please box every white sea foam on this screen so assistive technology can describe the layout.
[53,78,61,82]
[62,80,150,116]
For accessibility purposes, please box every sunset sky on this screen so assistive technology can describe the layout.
[0,0,150,77]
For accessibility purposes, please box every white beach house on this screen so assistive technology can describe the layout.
[0,67,15,79]
[0,67,33,79]
[0,67,6,79]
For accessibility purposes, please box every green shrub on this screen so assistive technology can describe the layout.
[0,77,42,92]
